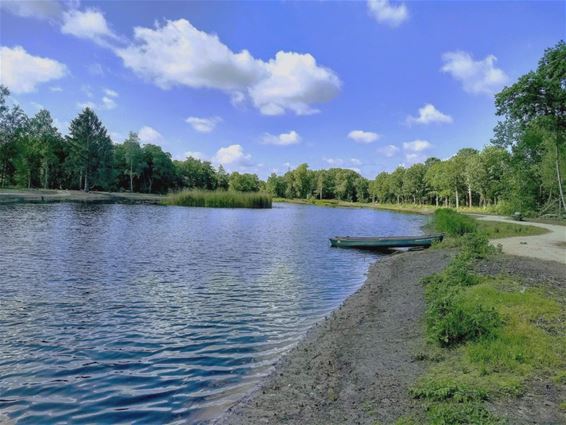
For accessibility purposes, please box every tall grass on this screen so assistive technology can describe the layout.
[164,190,272,209]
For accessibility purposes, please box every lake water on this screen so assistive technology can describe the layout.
[0,203,425,424]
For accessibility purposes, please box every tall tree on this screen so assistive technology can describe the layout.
[495,41,566,212]
[66,108,113,191]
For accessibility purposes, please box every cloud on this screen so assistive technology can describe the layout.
[441,51,509,95]
[347,130,380,144]
[49,86,63,92]
[175,151,207,161]
[323,157,362,167]
[403,139,432,153]
[403,139,432,165]
[77,88,118,110]
[367,0,408,27]
[249,51,341,116]
[0,0,62,22]
[138,126,164,145]
[185,116,222,133]
[377,144,400,158]
[61,8,117,44]
[261,130,301,146]
[213,144,253,167]
[116,19,341,115]
[0,46,67,94]
[104,88,118,97]
[406,103,453,125]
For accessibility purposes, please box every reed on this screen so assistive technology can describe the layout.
[164,190,272,208]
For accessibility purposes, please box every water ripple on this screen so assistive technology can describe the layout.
[0,203,424,423]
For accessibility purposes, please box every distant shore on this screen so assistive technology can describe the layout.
[0,189,165,205]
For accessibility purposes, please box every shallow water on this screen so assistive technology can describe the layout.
[0,202,424,424]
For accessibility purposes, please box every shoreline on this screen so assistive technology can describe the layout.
[216,249,455,424]
[0,189,165,205]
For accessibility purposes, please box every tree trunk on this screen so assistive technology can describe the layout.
[555,142,566,215]
[468,185,472,208]
[84,169,89,192]
[435,195,439,207]
[130,161,134,193]
[455,189,459,209]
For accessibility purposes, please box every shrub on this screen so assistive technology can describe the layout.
[426,283,501,347]
[432,208,477,236]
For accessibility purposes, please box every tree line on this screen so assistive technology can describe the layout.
[1,42,563,215]
[0,89,262,194]
[266,42,565,215]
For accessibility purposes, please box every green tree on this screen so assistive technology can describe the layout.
[66,108,113,191]
[229,172,260,192]
[495,41,566,213]
[140,144,176,193]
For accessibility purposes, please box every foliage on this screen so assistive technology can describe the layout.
[164,189,272,208]
[413,209,565,423]
[432,208,477,236]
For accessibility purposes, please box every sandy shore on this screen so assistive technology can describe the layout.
[217,249,455,425]
[0,189,165,204]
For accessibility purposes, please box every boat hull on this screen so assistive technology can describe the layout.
[329,234,443,249]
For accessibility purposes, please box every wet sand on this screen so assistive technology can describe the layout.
[218,249,455,425]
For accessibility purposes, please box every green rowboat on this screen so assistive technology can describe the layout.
[329,234,443,249]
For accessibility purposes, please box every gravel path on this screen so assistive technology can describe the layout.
[475,215,566,264]
[218,249,455,425]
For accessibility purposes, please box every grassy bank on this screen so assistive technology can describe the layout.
[400,209,565,424]
[164,190,272,208]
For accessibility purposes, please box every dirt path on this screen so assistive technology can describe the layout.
[475,215,566,264]
[217,249,454,425]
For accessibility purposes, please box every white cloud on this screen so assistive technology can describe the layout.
[367,0,408,27]
[185,116,222,133]
[138,126,164,145]
[441,51,509,95]
[377,144,400,158]
[350,158,362,166]
[104,88,118,97]
[249,51,341,116]
[403,139,432,165]
[347,130,380,144]
[30,101,44,110]
[213,144,253,167]
[0,46,67,94]
[406,104,453,125]
[101,96,117,110]
[61,8,117,44]
[261,130,301,146]
[0,0,62,22]
[403,139,432,153]
[175,151,207,161]
[323,157,362,167]
[116,19,341,115]
[49,86,63,92]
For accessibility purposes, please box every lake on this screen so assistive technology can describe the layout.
[0,203,425,424]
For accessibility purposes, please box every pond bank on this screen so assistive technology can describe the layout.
[218,249,455,425]
[0,189,164,204]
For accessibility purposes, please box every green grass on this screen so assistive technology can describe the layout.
[164,189,272,208]
[409,209,565,424]
[476,220,549,238]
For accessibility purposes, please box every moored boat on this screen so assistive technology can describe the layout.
[329,234,443,249]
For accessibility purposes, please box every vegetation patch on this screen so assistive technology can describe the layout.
[410,209,565,423]
[476,220,549,238]
[164,189,272,208]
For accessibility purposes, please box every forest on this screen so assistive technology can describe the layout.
[0,42,563,215]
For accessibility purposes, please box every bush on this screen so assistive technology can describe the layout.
[426,283,501,347]
[164,189,272,208]
[432,208,477,236]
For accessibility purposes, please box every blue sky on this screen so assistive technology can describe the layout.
[1,0,564,178]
